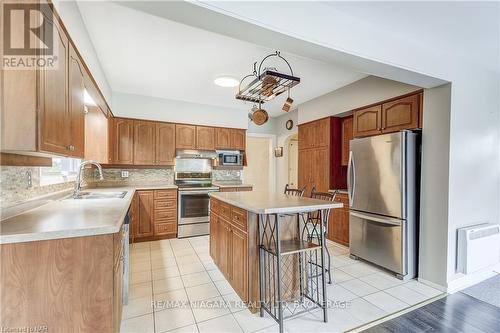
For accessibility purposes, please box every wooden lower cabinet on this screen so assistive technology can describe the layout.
[130,189,178,242]
[0,230,123,332]
[210,198,256,308]
[328,192,350,246]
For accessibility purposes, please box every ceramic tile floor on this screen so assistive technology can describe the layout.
[121,236,443,333]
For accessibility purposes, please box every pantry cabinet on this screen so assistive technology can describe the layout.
[298,117,344,195]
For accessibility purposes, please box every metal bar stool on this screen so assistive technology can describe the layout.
[284,184,306,197]
[304,187,337,284]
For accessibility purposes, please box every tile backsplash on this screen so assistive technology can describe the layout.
[0,166,75,209]
[1,165,243,210]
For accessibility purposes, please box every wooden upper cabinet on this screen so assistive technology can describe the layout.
[68,44,85,158]
[155,123,175,165]
[353,105,382,138]
[109,118,134,164]
[381,94,419,133]
[38,11,70,155]
[133,120,155,165]
[176,124,196,149]
[341,116,353,166]
[231,129,246,150]
[196,126,215,150]
[84,106,108,163]
[215,128,231,149]
[298,123,312,150]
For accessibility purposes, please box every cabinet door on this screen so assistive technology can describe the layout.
[215,128,231,149]
[137,191,154,238]
[109,118,134,164]
[231,227,248,301]
[113,254,123,333]
[155,123,175,165]
[38,11,70,155]
[209,212,218,263]
[219,220,232,279]
[84,106,108,163]
[341,117,353,166]
[68,44,85,158]
[298,123,313,150]
[230,129,246,150]
[196,126,215,150]
[133,120,155,165]
[353,105,382,137]
[176,124,196,149]
[314,118,330,148]
[311,148,330,192]
[381,94,419,133]
[129,193,139,242]
[298,149,312,195]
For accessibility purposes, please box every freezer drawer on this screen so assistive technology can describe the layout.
[349,211,406,275]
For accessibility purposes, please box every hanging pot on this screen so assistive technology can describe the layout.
[252,108,269,125]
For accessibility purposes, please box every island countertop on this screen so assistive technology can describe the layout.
[210,191,343,214]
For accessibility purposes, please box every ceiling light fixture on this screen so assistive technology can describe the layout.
[214,76,239,88]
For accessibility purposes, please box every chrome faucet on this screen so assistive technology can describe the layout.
[74,160,104,198]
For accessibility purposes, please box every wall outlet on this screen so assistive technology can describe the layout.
[121,171,129,178]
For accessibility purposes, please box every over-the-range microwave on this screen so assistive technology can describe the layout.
[217,150,243,166]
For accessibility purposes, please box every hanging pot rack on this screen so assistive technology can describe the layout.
[236,51,300,104]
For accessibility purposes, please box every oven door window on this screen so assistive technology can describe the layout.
[223,155,237,164]
[180,193,210,219]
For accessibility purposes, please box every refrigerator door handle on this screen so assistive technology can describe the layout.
[350,211,402,226]
[347,151,355,206]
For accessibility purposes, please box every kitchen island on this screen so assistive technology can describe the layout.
[209,191,342,331]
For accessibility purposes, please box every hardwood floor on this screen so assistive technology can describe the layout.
[364,291,500,332]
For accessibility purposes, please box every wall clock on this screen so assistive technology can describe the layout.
[285,119,294,130]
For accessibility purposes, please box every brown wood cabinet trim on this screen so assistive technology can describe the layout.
[0,153,52,166]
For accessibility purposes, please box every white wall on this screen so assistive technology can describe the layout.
[194,1,500,290]
[113,92,248,128]
[298,76,421,123]
[52,0,113,105]
[419,84,451,287]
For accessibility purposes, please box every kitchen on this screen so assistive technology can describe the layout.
[1,1,500,333]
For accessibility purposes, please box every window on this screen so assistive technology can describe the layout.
[40,157,81,186]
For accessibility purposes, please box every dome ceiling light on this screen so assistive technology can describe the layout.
[214,76,239,87]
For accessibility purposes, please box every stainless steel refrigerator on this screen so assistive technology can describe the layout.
[347,130,419,280]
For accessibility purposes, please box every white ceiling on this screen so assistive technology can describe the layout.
[77,1,366,117]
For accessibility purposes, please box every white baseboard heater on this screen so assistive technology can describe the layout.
[457,223,500,274]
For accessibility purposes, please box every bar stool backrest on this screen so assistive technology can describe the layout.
[309,187,337,231]
[284,184,306,197]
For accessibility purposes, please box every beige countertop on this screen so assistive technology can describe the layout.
[210,191,343,215]
[212,181,253,188]
[0,184,178,245]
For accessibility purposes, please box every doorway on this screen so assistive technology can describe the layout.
[244,135,275,192]
[287,135,299,187]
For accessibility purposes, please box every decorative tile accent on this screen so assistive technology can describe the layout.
[212,170,242,182]
[86,168,174,187]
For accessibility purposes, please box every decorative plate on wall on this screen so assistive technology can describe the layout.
[285,119,294,130]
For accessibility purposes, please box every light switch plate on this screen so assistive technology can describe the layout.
[121,171,129,178]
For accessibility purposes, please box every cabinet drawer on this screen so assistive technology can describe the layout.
[154,199,176,210]
[154,209,176,222]
[219,202,231,220]
[231,207,247,232]
[155,222,177,236]
[211,199,220,214]
[154,189,177,200]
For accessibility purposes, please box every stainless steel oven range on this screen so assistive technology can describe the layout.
[176,171,218,238]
